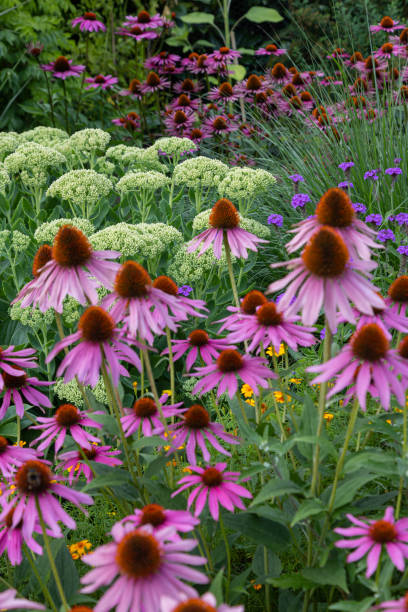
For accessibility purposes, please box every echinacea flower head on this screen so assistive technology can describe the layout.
[217,290,268,334]
[57,445,122,484]
[30,403,102,453]
[375,592,408,610]
[0,589,44,610]
[307,323,408,410]
[187,198,267,260]
[116,25,159,40]
[164,329,233,371]
[271,225,384,331]
[286,188,380,260]
[121,504,199,535]
[80,521,208,612]
[85,74,118,89]
[0,367,52,419]
[41,56,85,79]
[388,276,408,315]
[201,115,237,137]
[0,504,43,565]
[72,12,106,32]
[172,462,252,520]
[192,349,276,398]
[370,16,405,32]
[334,506,408,577]
[209,46,241,64]
[159,404,239,464]
[121,394,183,437]
[141,71,170,93]
[0,345,37,387]
[46,306,142,387]
[255,43,286,57]
[0,459,93,538]
[14,225,120,313]
[123,10,164,30]
[161,592,244,612]
[0,436,38,477]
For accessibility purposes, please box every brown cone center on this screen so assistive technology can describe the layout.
[3,368,27,389]
[302,227,349,277]
[15,460,52,494]
[241,290,267,314]
[0,436,8,453]
[32,244,52,277]
[188,330,209,347]
[133,397,157,418]
[256,302,283,326]
[146,72,160,87]
[216,349,243,373]
[139,504,166,527]
[153,275,178,296]
[389,276,408,303]
[53,56,70,72]
[368,519,397,542]
[209,198,239,229]
[351,324,389,362]
[316,188,355,227]
[52,225,92,267]
[184,405,210,429]
[173,601,216,612]
[115,261,152,298]
[56,404,80,427]
[115,531,161,578]
[202,467,223,487]
[79,306,115,343]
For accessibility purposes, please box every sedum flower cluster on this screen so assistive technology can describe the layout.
[168,242,232,285]
[34,218,95,243]
[0,230,30,253]
[217,167,277,201]
[116,171,170,194]
[148,137,196,157]
[47,169,113,215]
[54,377,108,407]
[192,209,270,240]
[172,156,229,188]
[4,142,66,189]
[67,128,111,154]
[21,126,69,146]
[62,296,81,326]
[0,132,20,161]
[0,163,10,193]
[105,145,167,173]
[90,222,182,259]
[9,301,54,331]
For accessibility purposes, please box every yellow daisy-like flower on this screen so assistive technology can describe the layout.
[386,419,392,425]
[183,467,192,474]
[289,377,301,385]
[245,398,255,406]
[395,407,403,413]
[274,391,290,403]
[324,412,334,422]
[69,539,92,559]
[13,440,26,447]
[132,381,138,389]
[266,343,285,357]
[162,389,172,397]
[241,383,253,398]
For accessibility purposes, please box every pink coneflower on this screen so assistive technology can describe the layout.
[121,395,182,437]
[209,47,241,64]
[163,329,232,371]
[0,459,93,538]
[227,300,316,354]
[286,188,381,261]
[307,323,408,410]
[0,589,44,610]
[72,12,106,32]
[388,276,408,316]
[186,127,208,143]
[57,445,122,484]
[217,290,268,333]
[0,437,38,478]
[370,16,405,33]
[268,62,290,84]
[0,505,43,565]
[189,53,218,75]
[0,369,52,419]
[112,112,141,131]
[41,56,85,79]
[172,462,252,520]
[13,226,120,313]
[30,403,102,453]
[337,300,408,340]
[164,109,196,136]
[374,42,407,59]
[116,25,158,40]
[160,404,239,464]
[169,94,200,112]
[152,276,208,328]
[121,504,199,535]
[208,81,240,103]
[192,349,275,398]
[188,198,267,260]
[0,345,37,388]
[46,306,142,387]
[161,592,244,612]
[85,74,118,90]
[268,227,384,332]
[174,78,202,94]
[334,507,408,578]
[119,78,144,99]
[255,43,286,56]
[141,71,170,93]
[375,593,408,610]
[123,10,164,30]
[102,262,181,343]
[201,115,238,137]
[145,51,180,71]
[80,522,208,611]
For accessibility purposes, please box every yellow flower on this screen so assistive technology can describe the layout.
[289,377,301,385]
[339,399,343,406]
[324,412,334,422]
[183,467,192,474]
[69,539,92,559]
[162,389,172,397]
[396,407,404,413]
[266,343,285,357]
[132,381,138,389]
[13,440,26,447]
[245,398,255,406]
[241,383,253,398]
[250,580,262,591]
[386,419,392,425]
[108,511,116,517]
[274,391,290,403]
[166,459,177,467]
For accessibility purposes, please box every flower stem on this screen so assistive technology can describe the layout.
[38,62,55,127]
[165,326,176,405]
[35,497,69,611]
[23,544,58,612]
[396,397,408,518]
[62,79,70,134]
[271,350,299,432]
[197,524,214,573]
[219,513,231,600]
[223,234,240,310]
[264,547,271,611]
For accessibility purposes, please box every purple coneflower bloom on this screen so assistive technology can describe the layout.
[160,404,239,464]
[269,227,384,332]
[370,16,405,32]
[169,94,200,112]
[116,25,158,40]
[217,290,268,334]
[192,348,275,398]
[164,109,196,136]
[119,79,144,99]
[174,78,203,94]
[375,42,406,59]
[41,56,85,79]
[1,369,52,419]
[80,522,208,612]
[388,276,408,316]
[46,306,141,387]
[72,12,106,32]
[0,504,44,565]
[121,504,199,536]
[145,51,180,70]
[163,329,232,371]
[375,593,408,610]
[209,46,241,64]
[0,436,38,477]
[30,403,102,453]
[14,226,120,313]
[85,74,118,89]
[365,213,383,226]
[268,213,283,227]
[161,592,244,612]
[0,589,44,610]
[188,198,267,260]
[189,54,218,75]
[255,43,286,56]
[123,10,164,30]
[172,462,252,520]
[208,82,240,103]
[141,71,170,94]
[338,161,355,172]
[121,395,183,438]
[226,300,316,354]
[307,323,408,410]
[286,188,380,261]
[377,229,396,242]
[57,445,122,484]
[201,115,238,137]
[0,459,93,538]
[0,345,37,388]
[337,300,408,340]
[291,193,311,209]
[112,112,140,131]
[334,507,408,578]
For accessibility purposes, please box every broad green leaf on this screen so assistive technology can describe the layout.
[131,435,164,450]
[268,573,315,589]
[302,559,349,593]
[181,12,214,25]
[244,6,283,24]
[291,499,325,526]
[83,469,130,491]
[345,451,397,476]
[228,64,246,81]
[209,568,224,604]
[223,512,290,552]
[329,598,375,611]
[333,472,378,510]
[251,478,303,507]
[252,545,282,580]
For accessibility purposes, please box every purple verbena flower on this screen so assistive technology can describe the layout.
[364,169,380,181]
[385,167,403,177]
[289,174,304,183]
[178,285,193,297]
[338,161,355,172]
[396,213,408,226]
[398,246,408,255]
[338,181,353,189]
[291,193,311,209]
[353,202,367,214]
[267,213,283,227]
[365,213,383,226]
[377,229,396,242]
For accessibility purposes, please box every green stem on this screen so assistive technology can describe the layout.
[271,349,299,432]
[23,544,58,612]
[264,547,271,611]
[62,80,69,134]
[16,415,20,445]
[223,235,240,310]
[166,327,176,405]
[219,514,231,599]
[39,62,55,127]
[197,524,214,573]
[396,397,408,518]
[35,498,69,611]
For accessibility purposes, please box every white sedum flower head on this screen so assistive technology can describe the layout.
[192,208,270,239]
[11,231,30,252]
[116,171,170,194]
[54,376,107,407]
[106,145,167,173]
[67,128,111,153]
[9,301,54,330]
[0,163,10,193]
[149,137,197,157]
[218,167,277,201]
[4,142,66,189]
[34,218,94,243]
[90,222,182,259]
[21,126,69,146]
[168,241,233,285]
[172,156,229,188]
[0,132,21,161]
[0,230,11,251]
[62,296,81,326]
[47,169,113,207]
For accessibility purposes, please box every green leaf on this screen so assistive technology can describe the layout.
[345,451,397,476]
[302,559,348,593]
[181,12,214,25]
[252,545,282,580]
[131,435,164,450]
[223,512,290,552]
[83,469,130,491]
[244,6,283,24]
[268,573,315,589]
[228,64,246,81]
[291,499,325,526]
[251,479,303,507]
[333,472,378,510]
[209,568,224,604]
[329,598,375,611]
